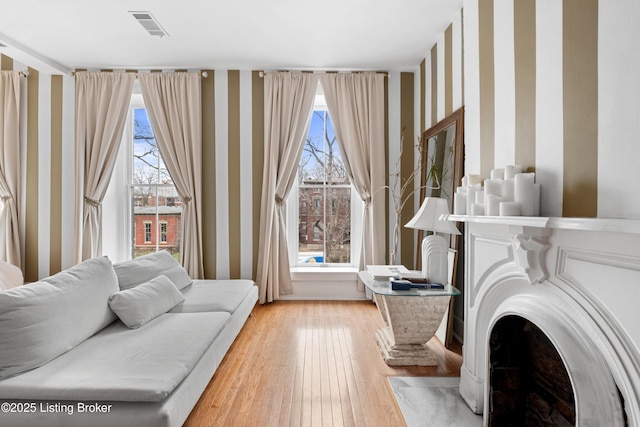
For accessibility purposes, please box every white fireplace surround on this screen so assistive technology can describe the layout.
[446,215,640,425]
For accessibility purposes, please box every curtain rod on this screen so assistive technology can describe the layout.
[72,70,208,78]
[19,70,29,77]
[258,70,389,78]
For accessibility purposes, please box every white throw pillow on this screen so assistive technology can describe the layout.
[108,275,185,329]
[113,250,192,291]
[0,256,119,379]
[0,260,23,291]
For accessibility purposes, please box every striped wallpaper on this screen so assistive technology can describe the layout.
[386,71,427,268]
[463,0,600,217]
[9,0,634,281]
[421,10,464,132]
[414,2,638,247]
[201,70,264,280]
[206,71,410,277]
[1,54,75,283]
[1,58,418,279]
[402,9,464,268]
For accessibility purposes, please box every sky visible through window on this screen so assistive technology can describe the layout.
[299,110,346,184]
[133,109,171,185]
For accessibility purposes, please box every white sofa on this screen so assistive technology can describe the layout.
[0,252,258,427]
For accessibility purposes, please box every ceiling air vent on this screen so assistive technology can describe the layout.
[129,11,169,38]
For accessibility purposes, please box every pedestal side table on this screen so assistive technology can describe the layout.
[359,270,460,366]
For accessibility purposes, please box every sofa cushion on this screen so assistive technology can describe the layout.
[0,256,118,379]
[0,312,230,402]
[114,251,192,291]
[109,275,185,328]
[170,279,256,314]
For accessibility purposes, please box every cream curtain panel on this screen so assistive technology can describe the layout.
[0,71,22,268]
[74,72,136,262]
[257,72,319,303]
[319,73,386,284]
[138,72,204,279]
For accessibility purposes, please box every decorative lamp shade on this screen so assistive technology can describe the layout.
[405,197,461,235]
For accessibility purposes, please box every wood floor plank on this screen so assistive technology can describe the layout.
[184,300,462,427]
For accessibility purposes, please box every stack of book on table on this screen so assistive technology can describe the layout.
[365,265,445,290]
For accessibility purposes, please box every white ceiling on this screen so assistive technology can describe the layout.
[0,0,462,75]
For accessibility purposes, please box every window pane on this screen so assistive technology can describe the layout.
[325,187,351,263]
[160,222,168,243]
[156,187,182,256]
[133,108,172,185]
[297,110,350,264]
[132,186,182,258]
[144,222,152,243]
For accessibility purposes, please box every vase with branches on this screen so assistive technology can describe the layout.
[373,128,452,264]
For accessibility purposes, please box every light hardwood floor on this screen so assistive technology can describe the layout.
[184,300,463,427]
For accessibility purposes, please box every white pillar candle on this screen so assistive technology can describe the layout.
[505,165,517,180]
[502,179,515,202]
[457,186,467,194]
[486,194,503,216]
[461,175,468,187]
[499,201,521,216]
[504,165,523,180]
[475,190,485,204]
[467,174,483,186]
[470,203,485,216]
[514,173,536,216]
[466,185,480,216]
[490,168,505,180]
[484,179,502,197]
[454,192,467,215]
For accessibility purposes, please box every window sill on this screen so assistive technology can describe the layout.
[290,266,359,281]
[285,265,365,300]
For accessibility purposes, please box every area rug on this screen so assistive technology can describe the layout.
[387,376,482,427]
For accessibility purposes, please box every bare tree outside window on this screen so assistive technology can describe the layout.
[298,111,351,264]
[133,113,172,183]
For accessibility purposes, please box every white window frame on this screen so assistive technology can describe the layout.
[286,89,363,269]
[102,93,140,263]
[103,86,180,262]
[144,221,153,243]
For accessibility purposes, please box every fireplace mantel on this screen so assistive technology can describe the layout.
[448,215,640,425]
[445,214,640,234]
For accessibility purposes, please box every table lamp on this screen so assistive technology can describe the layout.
[405,197,460,285]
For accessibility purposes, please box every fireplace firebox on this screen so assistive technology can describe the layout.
[489,316,575,426]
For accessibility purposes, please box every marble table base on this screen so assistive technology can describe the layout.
[374,294,451,366]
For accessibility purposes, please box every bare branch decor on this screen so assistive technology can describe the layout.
[373,129,426,264]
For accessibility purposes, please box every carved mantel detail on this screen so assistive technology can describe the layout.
[511,233,549,285]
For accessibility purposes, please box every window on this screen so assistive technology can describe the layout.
[287,88,363,267]
[160,222,168,243]
[103,91,182,263]
[131,107,181,258]
[144,222,152,243]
